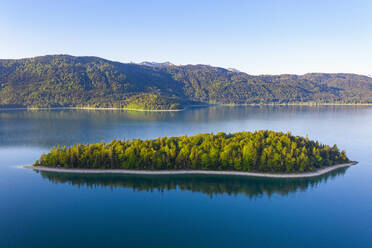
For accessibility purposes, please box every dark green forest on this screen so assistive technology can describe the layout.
[1,55,372,110]
[34,130,349,173]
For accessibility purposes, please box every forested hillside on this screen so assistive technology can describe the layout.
[1,55,372,109]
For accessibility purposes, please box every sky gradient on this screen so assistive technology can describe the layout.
[1,0,371,75]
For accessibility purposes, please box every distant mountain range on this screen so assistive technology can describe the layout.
[0,55,371,110]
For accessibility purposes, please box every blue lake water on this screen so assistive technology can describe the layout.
[1,106,371,248]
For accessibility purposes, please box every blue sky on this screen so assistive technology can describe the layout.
[1,0,371,75]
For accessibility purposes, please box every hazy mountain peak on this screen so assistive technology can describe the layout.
[227,68,241,73]
[139,61,174,67]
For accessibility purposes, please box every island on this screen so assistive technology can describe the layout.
[29,130,355,178]
[1,55,372,111]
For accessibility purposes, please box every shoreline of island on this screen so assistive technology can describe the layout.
[22,161,357,178]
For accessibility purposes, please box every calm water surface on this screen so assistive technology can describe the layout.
[1,106,371,248]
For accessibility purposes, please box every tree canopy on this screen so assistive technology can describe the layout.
[34,130,349,173]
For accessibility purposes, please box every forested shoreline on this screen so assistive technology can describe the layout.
[1,55,372,110]
[33,131,349,173]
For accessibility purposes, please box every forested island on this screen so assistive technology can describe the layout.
[32,131,351,174]
[1,55,372,110]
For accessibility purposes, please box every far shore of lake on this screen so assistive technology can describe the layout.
[22,161,357,178]
[0,106,187,112]
[1,102,372,112]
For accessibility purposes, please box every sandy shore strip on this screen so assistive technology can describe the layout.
[22,162,357,178]
[2,102,372,112]
[2,107,186,112]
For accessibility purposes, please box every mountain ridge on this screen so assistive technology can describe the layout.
[1,54,371,110]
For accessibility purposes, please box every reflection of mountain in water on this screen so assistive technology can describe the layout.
[1,105,370,147]
[38,167,348,198]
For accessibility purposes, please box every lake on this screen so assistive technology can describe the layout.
[1,106,371,248]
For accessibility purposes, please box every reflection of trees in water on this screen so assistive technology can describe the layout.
[1,105,368,123]
[184,105,371,123]
[38,167,347,198]
[0,109,178,147]
[0,109,178,122]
